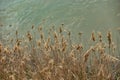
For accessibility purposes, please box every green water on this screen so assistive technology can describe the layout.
[0,0,120,42]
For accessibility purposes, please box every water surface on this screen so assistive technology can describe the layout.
[0,0,120,43]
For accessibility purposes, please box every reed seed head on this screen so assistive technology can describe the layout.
[98,32,102,42]
[68,31,71,37]
[78,32,83,36]
[59,27,62,33]
[40,32,44,40]
[3,47,10,54]
[1,56,6,63]
[91,31,95,42]
[27,31,32,41]
[38,26,42,31]
[107,31,112,48]
[37,40,41,47]
[9,75,15,80]
[16,30,18,36]
[54,31,58,39]
[0,43,2,53]
[76,44,83,51]
[32,25,34,29]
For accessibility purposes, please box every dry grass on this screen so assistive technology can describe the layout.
[0,26,120,80]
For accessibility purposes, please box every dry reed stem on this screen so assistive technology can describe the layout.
[0,26,119,80]
[83,43,98,63]
[97,64,105,78]
[101,53,120,63]
[83,46,93,63]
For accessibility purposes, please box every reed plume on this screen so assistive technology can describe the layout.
[98,32,102,42]
[107,31,112,48]
[27,31,32,41]
[91,31,95,42]
[0,26,119,80]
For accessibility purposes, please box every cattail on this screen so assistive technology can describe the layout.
[40,32,44,40]
[37,40,41,47]
[91,31,95,42]
[76,44,83,51]
[107,31,112,48]
[0,43,2,53]
[32,25,34,29]
[9,75,15,80]
[59,27,62,33]
[54,31,59,44]
[61,23,64,27]
[98,32,102,42]
[78,32,83,37]
[68,31,71,37]
[3,47,10,54]
[1,56,6,63]
[27,31,32,41]
[54,31,58,39]
[16,39,21,46]
[38,26,42,32]
[16,30,18,36]
[13,44,21,53]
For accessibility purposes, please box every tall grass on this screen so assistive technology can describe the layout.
[0,25,120,80]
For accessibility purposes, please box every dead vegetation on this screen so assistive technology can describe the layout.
[0,25,120,80]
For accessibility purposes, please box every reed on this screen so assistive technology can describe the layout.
[0,26,119,80]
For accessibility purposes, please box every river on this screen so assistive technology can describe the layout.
[0,0,120,46]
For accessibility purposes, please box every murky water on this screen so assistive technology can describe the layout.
[0,0,120,43]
